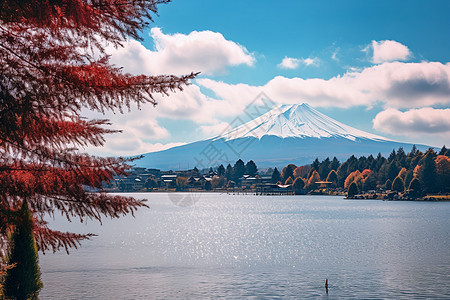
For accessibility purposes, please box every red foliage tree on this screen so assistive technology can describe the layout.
[0,0,196,255]
[293,165,310,179]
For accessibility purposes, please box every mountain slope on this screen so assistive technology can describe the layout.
[136,104,431,170]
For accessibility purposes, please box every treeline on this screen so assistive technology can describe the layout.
[275,145,450,195]
[216,159,258,182]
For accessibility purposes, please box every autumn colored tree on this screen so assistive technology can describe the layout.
[0,0,196,292]
[281,164,297,182]
[435,155,450,192]
[284,177,294,185]
[344,170,362,190]
[397,167,407,181]
[176,177,188,191]
[306,170,320,190]
[293,165,310,179]
[211,175,225,189]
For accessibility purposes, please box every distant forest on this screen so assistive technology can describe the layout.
[215,145,450,195]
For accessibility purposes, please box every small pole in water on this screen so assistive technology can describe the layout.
[325,278,328,294]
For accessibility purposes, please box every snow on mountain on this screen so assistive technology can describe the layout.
[216,103,391,142]
[135,103,430,170]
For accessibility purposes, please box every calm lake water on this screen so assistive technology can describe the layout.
[39,193,450,299]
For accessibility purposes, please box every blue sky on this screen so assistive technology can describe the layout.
[88,0,450,156]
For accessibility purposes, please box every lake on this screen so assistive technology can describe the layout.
[39,193,450,299]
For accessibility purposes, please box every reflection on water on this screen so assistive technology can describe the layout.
[40,193,450,299]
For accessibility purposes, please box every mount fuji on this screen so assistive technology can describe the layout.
[135,103,431,170]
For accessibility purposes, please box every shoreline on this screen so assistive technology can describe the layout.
[106,190,450,201]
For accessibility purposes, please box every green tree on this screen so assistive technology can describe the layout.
[418,150,438,193]
[404,170,414,191]
[245,160,258,176]
[311,158,320,173]
[204,181,212,191]
[438,145,449,156]
[318,157,331,179]
[271,168,281,183]
[118,179,126,191]
[4,202,43,299]
[392,176,404,192]
[336,162,349,188]
[232,159,246,182]
[330,157,340,171]
[387,162,400,181]
[385,179,392,190]
[408,177,421,193]
[225,164,233,181]
[348,182,358,198]
[193,167,200,175]
[293,177,305,195]
[144,178,157,191]
[388,149,397,162]
[363,171,377,191]
[397,147,407,166]
[217,164,225,176]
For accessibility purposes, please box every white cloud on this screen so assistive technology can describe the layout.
[277,56,319,69]
[302,57,319,66]
[331,48,340,62]
[81,106,182,156]
[198,61,450,109]
[278,57,301,69]
[373,107,450,136]
[107,27,255,76]
[370,40,411,64]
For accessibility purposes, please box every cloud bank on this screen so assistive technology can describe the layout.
[373,107,450,135]
[198,61,450,109]
[107,27,255,76]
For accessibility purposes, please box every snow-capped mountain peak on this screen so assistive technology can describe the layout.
[215,103,392,142]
